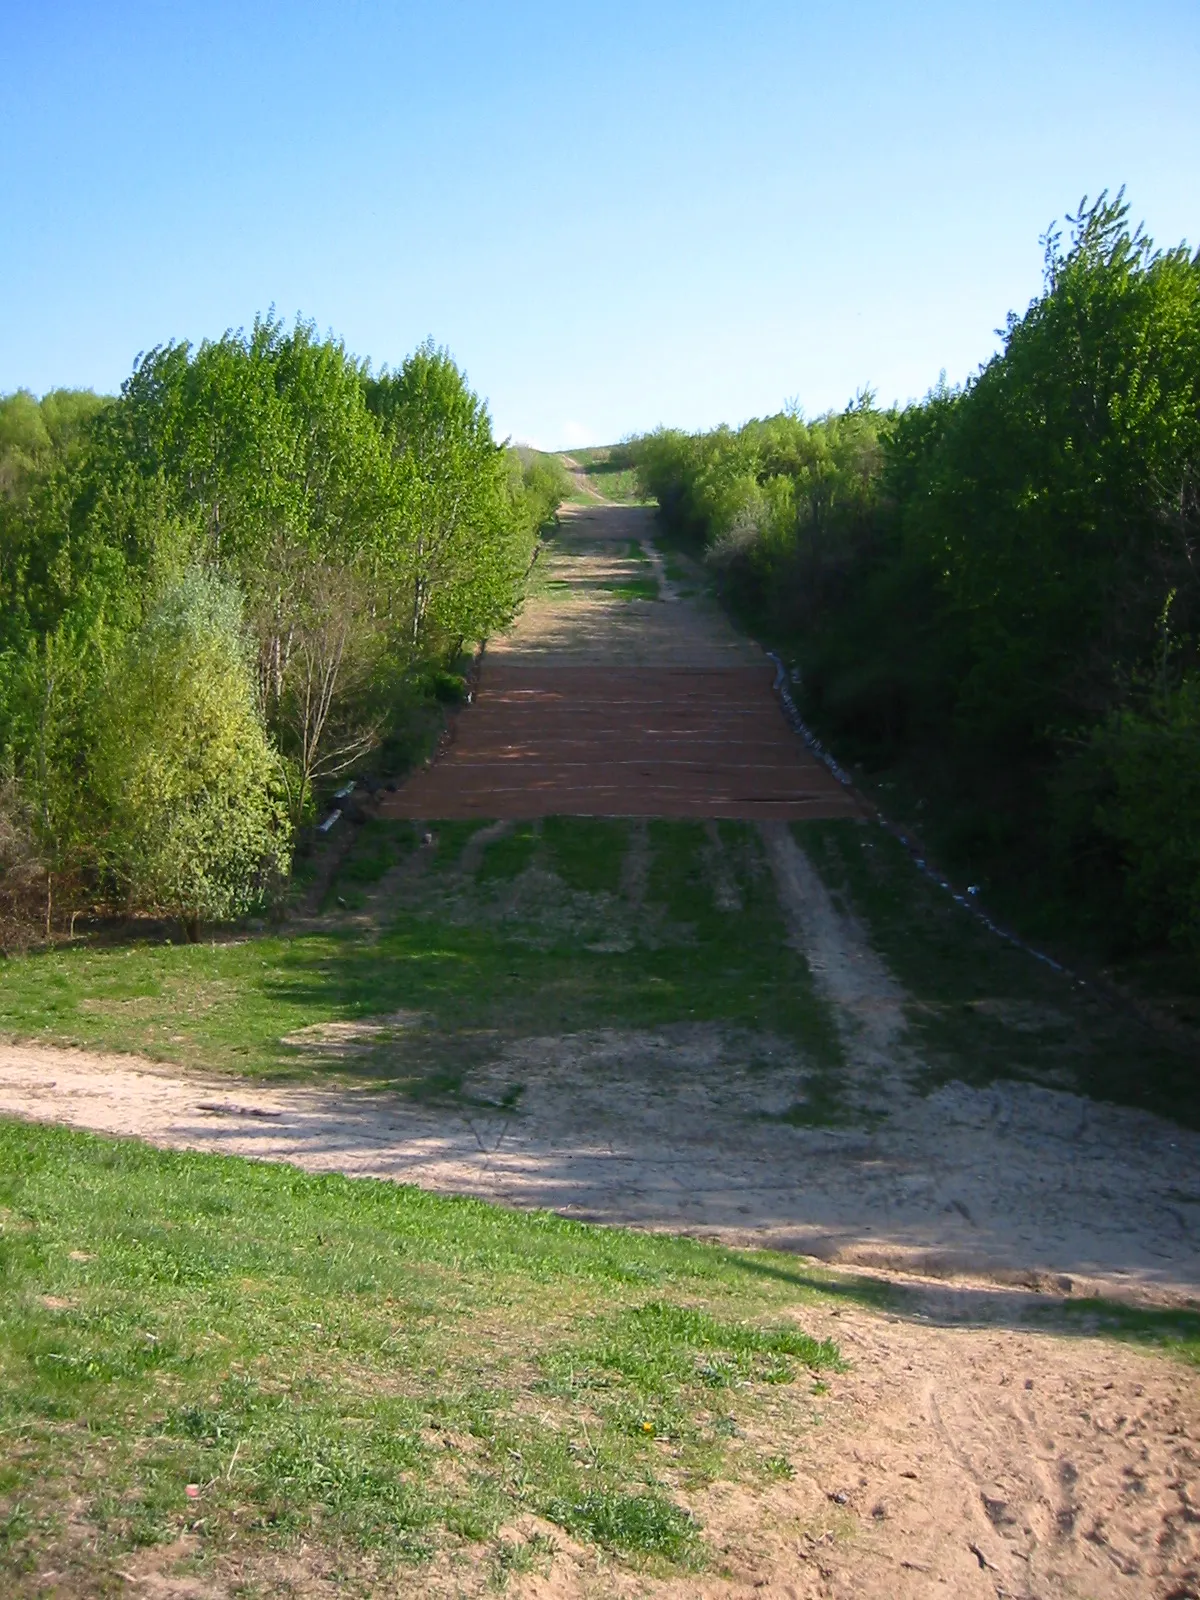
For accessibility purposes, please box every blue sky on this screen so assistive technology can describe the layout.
[2,1,1197,447]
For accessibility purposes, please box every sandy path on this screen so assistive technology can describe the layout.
[3,838,1197,1306]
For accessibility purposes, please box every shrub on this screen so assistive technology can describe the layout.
[98,570,291,939]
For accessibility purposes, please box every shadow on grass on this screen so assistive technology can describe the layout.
[795,820,1200,1130]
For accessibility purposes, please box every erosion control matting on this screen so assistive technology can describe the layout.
[383,503,864,821]
[384,661,861,819]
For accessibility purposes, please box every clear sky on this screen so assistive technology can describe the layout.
[2,1,1197,447]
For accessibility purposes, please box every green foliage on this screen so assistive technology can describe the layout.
[367,342,536,651]
[510,446,572,527]
[0,388,107,498]
[0,322,537,934]
[1081,675,1200,949]
[95,571,291,936]
[634,193,1200,956]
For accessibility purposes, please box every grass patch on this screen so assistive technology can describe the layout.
[598,576,660,602]
[1023,1296,1200,1364]
[322,819,417,909]
[478,822,540,883]
[431,820,490,869]
[542,816,629,896]
[561,450,646,506]
[639,822,841,1070]
[793,820,1199,1126]
[0,821,842,1088]
[0,1119,845,1589]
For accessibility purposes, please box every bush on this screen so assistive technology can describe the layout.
[97,571,291,939]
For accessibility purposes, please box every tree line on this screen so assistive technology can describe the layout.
[634,195,1200,956]
[0,318,568,943]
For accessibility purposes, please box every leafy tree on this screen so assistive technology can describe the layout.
[631,193,1200,949]
[0,321,574,940]
[367,343,532,652]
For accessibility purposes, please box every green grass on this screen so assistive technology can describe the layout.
[478,821,540,883]
[597,576,660,602]
[559,449,646,506]
[655,543,699,588]
[794,819,1200,1126]
[0,820,842,1094]
[0,1119,844,1592]
[322,820,418,909]
[542,817,629,896]
[5,815,1190,1125]
[431,819,490,869]
[1022,1296,1200,1364]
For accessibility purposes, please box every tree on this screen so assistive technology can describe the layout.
[367,343,532,652]
[258,548,388,825]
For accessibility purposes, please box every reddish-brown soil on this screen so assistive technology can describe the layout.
[381,505,861,821]
[385,662,860,819]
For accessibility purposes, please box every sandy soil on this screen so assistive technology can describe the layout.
[502,1299,1200,1600]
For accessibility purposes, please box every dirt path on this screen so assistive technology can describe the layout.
[380,504,861,820]
[560,453,610,504]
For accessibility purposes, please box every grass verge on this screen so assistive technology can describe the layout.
[0,1119,843,1593]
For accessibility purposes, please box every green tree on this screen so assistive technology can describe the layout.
[367,343,532,652]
